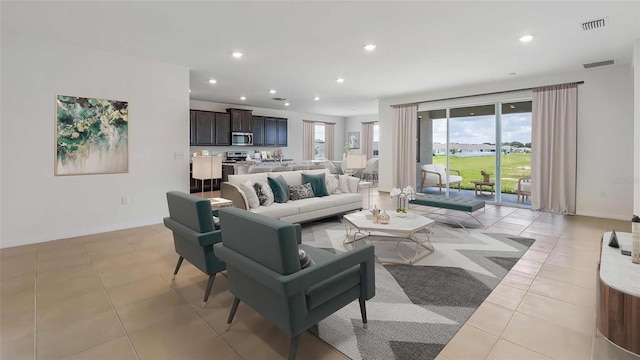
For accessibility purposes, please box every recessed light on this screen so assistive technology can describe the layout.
[509,104,516,109]
[240,96,246,101]
[209,79,217,84]
[336,78,345,83]
[508,72,516,76]
[269,89,276,94]
[470,112,475,115]
[189,89,191,93]
[364,44,376,51]
[284,102,290,106]
[519,35,534,43]
[314,96,320,101]
[232,52,243,58]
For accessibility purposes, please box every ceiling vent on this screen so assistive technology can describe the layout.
[581,17,607,31]
[583,60,614,69]
[272,97,287,101]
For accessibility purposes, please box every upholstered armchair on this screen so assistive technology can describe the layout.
[420,164,462,193]
[213,207,375,360]
[517,176,531,203]
[163,191,225,308]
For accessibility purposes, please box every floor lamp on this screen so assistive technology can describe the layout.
[346,154,367,178]
[192,156,222,197]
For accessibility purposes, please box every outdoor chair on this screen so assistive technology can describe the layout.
[420,164,462,193]
[213,207,375,360]
[517,176,531,203]
[163,191,225,308]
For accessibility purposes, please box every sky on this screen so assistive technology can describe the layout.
[432,113,532,145]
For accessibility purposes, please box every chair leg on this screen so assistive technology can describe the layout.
[202,275,216,308]
[172,256,184,279]
[288,334,301,360]
[359,298,368,329]
[226,297,241,330]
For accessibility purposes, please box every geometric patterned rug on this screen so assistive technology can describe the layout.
[301,218,535,360]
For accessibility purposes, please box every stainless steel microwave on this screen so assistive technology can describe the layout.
[231,132,253,146]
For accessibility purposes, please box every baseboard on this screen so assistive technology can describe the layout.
[575,210,630,221]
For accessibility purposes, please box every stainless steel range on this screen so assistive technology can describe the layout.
[224,151,248,163]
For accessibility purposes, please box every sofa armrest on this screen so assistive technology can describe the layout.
[163,217,222,247]
[213,243,375,299]
[221,182,248,210]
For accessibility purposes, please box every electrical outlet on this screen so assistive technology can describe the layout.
[121,196,130,205]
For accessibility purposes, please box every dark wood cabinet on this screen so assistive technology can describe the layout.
[228,109,253,132]
[252,116,265,146]
[215,113,231,145]
[195,111,215,145]
[189,111,196,146]
[264,117,277,146]
[276,118,288,146]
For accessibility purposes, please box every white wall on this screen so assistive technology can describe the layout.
[1,32,190,248]
[190,100,346,161]
[379,64,634,220]
[343,114,378,156]
[635,39,640,217]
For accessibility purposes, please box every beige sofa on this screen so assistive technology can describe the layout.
[220,169,363,223]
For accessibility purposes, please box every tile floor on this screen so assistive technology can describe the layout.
[0,189,634,360]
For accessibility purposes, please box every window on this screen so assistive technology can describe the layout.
[314,123,325,159]
[372,123,379,157]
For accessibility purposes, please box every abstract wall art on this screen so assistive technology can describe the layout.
[55,95,129,175]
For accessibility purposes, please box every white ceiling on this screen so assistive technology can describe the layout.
[2,1,638,117]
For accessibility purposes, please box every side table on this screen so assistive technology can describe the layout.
[470,180,495,197]
[208,197,234,210]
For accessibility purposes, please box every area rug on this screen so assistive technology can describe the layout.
[301,218,535,360]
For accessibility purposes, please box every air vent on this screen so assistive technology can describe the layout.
[272,97,287,101]
[581,17,607,31]
[583,60,614,69]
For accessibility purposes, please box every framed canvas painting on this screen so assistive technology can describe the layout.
[55,95,129,175]
[347,131,360,149]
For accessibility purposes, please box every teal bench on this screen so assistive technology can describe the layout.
[409,194,485,230]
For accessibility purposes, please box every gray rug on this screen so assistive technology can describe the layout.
[301,218,535,360]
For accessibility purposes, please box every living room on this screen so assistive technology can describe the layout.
[2,1,640,360]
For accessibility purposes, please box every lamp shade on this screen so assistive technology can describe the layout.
[192,156,222,180]
[346,154,367,169]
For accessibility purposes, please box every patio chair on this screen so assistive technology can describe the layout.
[420,164,462,193]
[517,176,531,203]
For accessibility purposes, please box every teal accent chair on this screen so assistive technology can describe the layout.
[163,191,226,308]
[213,207,375,360]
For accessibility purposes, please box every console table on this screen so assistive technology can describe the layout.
[597,232,640,357]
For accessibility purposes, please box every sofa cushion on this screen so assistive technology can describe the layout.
[250,202,299,218]
[239,181,260,209]
[302,173,329,197]
[289,183,315,201]
[254,181,274,206]
[292,197,336,213]
[228,173,268,186]
[268,175,290,203]
[338,175,351,193]
[270,171,302,186]
[329,193,362,206]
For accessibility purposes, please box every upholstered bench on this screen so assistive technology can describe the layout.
[409,194,485,230]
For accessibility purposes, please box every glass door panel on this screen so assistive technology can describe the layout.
[500,101,532,205]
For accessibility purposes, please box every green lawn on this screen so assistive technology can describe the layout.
[432,153,531,194]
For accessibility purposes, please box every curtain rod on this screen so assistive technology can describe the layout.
[391,81,585,108]
[303,120,336,124]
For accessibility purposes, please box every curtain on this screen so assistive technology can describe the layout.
[392,104,418,188]
[325,123,335,160]
[362,122,374,160]
[531,83,578,214]
[303,121,315,160]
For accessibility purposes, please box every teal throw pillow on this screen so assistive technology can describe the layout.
[268,175,290,203]
[301,173,329,197]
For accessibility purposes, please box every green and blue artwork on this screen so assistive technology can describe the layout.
[55,95,128,175]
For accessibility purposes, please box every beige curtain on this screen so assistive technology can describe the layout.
[303,121,315,160]
[531,83,578,214]
[392,104,418,188]
[325,123,335,160]
[362,122,374,160]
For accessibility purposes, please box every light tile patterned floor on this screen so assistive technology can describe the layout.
[0,189,632,359]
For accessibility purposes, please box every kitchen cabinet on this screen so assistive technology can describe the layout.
[251,116,265,146]
[264,117,277,146]
[277,118,288,146]
[189,111,196,146]
[228,109,253,132]
[195,111,215,145]
[215,113,231,145]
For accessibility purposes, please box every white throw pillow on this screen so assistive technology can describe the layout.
[239,180,260,209]
[325,174,341,194]
[339,175,351,193]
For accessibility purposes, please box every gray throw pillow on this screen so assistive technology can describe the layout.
[298,249,315,269]
[253,181,274,206]
[325,174,341,194]
[289,183,315,201]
